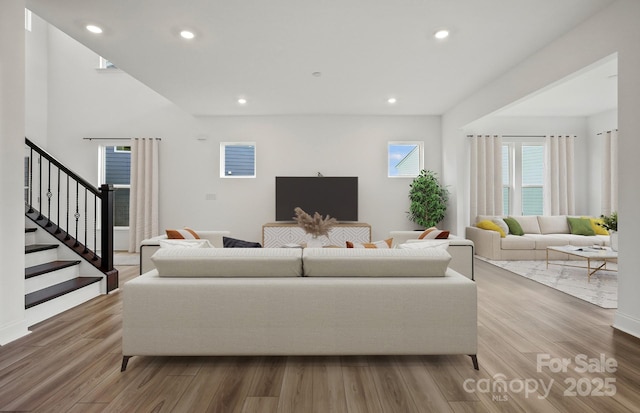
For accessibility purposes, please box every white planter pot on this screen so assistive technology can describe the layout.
[610,231,618,252]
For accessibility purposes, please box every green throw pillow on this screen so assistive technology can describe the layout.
[503,217,524,236]
[567,217,596,236]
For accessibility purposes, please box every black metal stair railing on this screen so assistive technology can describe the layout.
[24,137,118,292]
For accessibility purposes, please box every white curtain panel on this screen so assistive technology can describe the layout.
[544,135,575,216]
[470,135,503,220]
[128,138,160,252]
[601,130,618,215]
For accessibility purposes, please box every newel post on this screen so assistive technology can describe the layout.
[100,184,114,272]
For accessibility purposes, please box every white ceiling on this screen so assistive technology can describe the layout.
[26,0,614,116]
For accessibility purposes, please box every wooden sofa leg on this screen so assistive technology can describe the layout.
[469,354,479,370]
[121,356,132,372]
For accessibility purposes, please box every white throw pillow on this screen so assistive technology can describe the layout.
[398,240,449,249]
[159,239,213,249]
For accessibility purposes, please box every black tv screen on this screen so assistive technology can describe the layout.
[276,176,358,221]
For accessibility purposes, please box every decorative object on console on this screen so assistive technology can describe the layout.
[293,207,338,238]
[408,170,449,228]
[166,228,200,239]
[346,238,393,248]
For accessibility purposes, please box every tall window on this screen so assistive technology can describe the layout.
[99,146,131,227]
[502,140,544,215]
[220,142,256,178]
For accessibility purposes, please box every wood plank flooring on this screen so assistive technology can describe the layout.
[1,259,639,412]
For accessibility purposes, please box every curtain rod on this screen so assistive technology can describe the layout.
[466,134,576,138]
[597,129,618,135]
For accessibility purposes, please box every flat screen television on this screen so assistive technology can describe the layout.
[275,176,358,221]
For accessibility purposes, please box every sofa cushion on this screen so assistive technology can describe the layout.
[537,216,570,234]
[302,248,451,277]
[151,248,302,277]
[567,217,596,236]
[510,216,541,234]
[159,239,213,249]
[503,217,524,236]
[500,235,536,250]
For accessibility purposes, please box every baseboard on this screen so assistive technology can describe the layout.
[613,311,640,340]
[0,319,31,346]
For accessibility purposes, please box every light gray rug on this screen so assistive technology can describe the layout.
[480,258,617,309]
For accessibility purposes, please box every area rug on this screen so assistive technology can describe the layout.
[479,257,617,309]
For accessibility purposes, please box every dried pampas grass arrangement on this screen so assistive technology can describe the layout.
[293,207,338,237]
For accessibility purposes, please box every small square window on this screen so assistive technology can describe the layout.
[388,141,423,177]
[220,142,256,178]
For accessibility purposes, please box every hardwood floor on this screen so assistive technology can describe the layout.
[1,260,639,412]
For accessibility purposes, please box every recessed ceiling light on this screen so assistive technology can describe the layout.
[434,29,449,40]
[312,71,322,77]
[180,30,195,39]
[86,25,103,34]
[237,98,247,105]
[387,97,397,104]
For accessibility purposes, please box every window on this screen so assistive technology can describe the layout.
[99,145,131,227]
[98,56,118,69]
[220,142,256,178]
[388,141,423,177]
[502,140,544,215]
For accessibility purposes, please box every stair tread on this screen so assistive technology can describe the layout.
[25,244,59,254]
[25,260,81,279]
[25,227,37,233]
[25,277,102,309]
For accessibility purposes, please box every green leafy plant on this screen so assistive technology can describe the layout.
[598,211,618,232]
[408,170,449,228]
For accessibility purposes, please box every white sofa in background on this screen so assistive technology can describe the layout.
[389,231,475,280]
[139,230,230,274]
[121,247,478,371]
[466,215,610,260]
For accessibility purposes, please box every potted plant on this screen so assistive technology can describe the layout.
[598,211,618,251]
[408,170,449,228]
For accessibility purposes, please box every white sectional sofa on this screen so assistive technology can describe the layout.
[121,247,478,371]
[466,215,610,260]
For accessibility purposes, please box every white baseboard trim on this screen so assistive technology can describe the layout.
[613,311,640,339]
[0,319,31,346]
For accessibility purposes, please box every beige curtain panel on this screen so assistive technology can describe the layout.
[470,135,503,220]
[544,135,575,216]
[601,130,618,215]
[128,137,160,252]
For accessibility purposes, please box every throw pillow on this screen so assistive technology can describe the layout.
[567,217,596,236]
[476,220,506,237]
[223,236,262,248]
[586,217,609,235]
[491,218,510,236]
[503,217,524,236]
[166,228,200,239]
[346,238,393,248]
[159,239,213,248]
[418,227,450,239]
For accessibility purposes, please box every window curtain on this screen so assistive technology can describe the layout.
[544,135,575,215]
[128,138,160,252]
[601,130,618,215]
[470,135,503,220]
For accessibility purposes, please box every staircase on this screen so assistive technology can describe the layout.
[24,225,103,326]
[24,138,118,326]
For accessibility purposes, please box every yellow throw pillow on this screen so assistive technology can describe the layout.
[587,217,609,235]
[476,220,506,237]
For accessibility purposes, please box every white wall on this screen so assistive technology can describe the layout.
[38,21,442,248]
[442,0,640,338]
[463,116,591,214]
[0,0,28,345]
